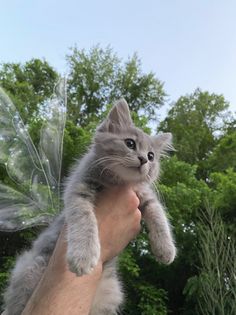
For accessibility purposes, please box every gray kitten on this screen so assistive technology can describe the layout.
[3,99,176,315]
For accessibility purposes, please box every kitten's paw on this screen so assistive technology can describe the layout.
[156,242,176,264]
[151,238,176,265]
[67,246,100,276]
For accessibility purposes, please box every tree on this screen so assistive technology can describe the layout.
[209,169,236,234]
[66,45,165,126]
[159,89,230,170]
[207,131,236,173]
[0,59,58,122]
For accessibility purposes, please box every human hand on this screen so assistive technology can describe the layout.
[96,185,141,264]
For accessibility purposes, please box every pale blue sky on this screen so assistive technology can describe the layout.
[1,0,236,114]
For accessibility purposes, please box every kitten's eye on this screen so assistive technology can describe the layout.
[148,152,154,161]
[125,138,136,150]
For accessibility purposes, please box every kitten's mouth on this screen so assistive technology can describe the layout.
[112,164,148,182]
[129,165,146,174]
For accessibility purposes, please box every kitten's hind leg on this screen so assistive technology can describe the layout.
[3,250,48,315]
[4,216,63,315]
[90,258,123,315]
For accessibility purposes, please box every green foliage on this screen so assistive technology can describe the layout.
[207,131,236,172]
[66,46,165,125]
[159,157,211,227]
[132,111,151,134]
[63,120,92,173]
[159,89,230,169]
[0,257,15,312]
[208,169,236,236]
[184,207,236,315]
[119,244,168,315]
[0,59,58,122]
[137,284,168,315]
[119,247,141,278]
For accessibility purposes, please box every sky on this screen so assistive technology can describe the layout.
[1,0,236,115]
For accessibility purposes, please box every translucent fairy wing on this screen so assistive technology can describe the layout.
[38,79,67,212]
[0,184,51,230]
[39,79,66,189]
[0,79,66,231]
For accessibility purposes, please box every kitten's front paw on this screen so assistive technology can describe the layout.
[151,238,176,265]
[156,242,176,264]
[67,246,100,276]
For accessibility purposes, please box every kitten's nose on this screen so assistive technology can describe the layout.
[138,156,148,165]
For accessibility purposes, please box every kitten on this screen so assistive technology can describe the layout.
[3,99,176,315]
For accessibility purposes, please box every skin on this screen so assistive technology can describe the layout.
[21,186,141,315]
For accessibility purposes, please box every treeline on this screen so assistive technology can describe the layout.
[0,46,235,314]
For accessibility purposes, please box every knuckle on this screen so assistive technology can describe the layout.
[127,189,140,210]
[132,209,142,235]
[134,208,142,223]
[132,221,141,236]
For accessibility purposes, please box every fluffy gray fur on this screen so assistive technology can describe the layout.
[3,99,176,315]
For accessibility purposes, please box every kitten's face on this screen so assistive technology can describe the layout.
[93,99,172,184]
[94,128,160,183]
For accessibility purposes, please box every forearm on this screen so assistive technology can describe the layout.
[22,232,102,315]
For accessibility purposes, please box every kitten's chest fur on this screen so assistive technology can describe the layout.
[64,149,155,219]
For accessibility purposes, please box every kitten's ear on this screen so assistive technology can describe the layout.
[97,99,133,132]
[108,99,133,126]
[153,133,174,156]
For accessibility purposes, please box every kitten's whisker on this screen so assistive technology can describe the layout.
[91,153,132,170]
[146,173,158,192]
[91,156,122,168]
[160,153,169,159]
[93,155,124,164]
[152,181,158,193]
